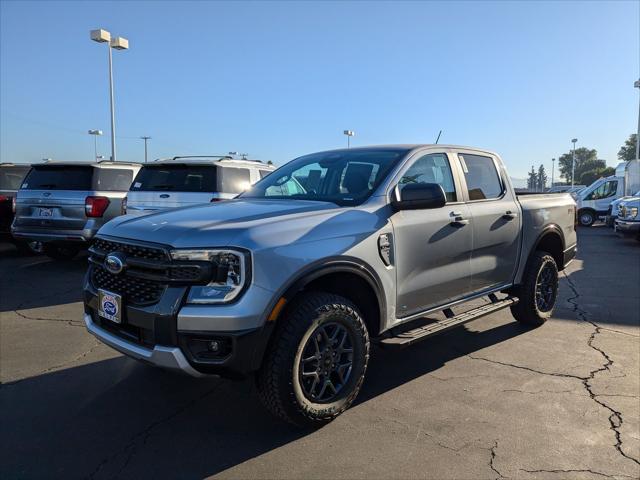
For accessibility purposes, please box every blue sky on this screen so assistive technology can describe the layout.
[1,1,638,179]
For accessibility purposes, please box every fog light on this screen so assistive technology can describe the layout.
[208,340,220,352]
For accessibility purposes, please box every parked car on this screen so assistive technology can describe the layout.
[12,161,141,260]
[605,190,640,227]
[83,145,577,426]
[123,156,276,215]
[575,160,640,227]
[615,196,640,241]
[0,163,32,252]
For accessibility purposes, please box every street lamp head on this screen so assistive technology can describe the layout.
[111,37,129,50]
[571,138,578,144]
[90,29,111,43]
[88,129,103,135]
[343,130,355,137]
[634,79,640,88]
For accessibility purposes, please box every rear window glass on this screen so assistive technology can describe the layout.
[130,165,217,192]
[94,168,134,191]
[21,166,93,190]
[459,154,503,200]
[0,166,31,190]
[219,167,251,193]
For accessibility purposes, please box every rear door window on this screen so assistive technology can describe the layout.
[218,167,251,193]
[21,166,93,190]
[0,166,31,190]
[130,165,217,192]
[458,154,504,200]
[94,168,134,191]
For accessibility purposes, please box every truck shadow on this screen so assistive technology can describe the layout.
[0,320,527,479]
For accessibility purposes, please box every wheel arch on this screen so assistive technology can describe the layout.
[530,224,565,271]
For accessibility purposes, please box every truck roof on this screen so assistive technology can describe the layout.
[32,161,142,168]
[314,144,500,157]
[150,156,275,168]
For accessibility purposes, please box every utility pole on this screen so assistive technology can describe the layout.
[140,136,151,163]
[551,158,555,187]
[88,129,103,161]
[635,79,640,160]
[571,138,578,187]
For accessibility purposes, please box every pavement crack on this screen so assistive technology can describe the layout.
[521,468,633,478]
[563,272,640,468]
[12,308,82,326]
[488,440,504,479]
[467,355,585,380]
[88,384,221,479]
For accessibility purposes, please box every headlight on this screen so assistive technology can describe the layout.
[629,207,638,219]
[170,249,248,304]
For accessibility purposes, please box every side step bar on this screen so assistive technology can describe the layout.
[379,296,519,348]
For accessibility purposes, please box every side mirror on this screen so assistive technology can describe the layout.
[392,183,447,210]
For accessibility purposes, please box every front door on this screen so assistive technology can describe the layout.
[391,152,473,318]
[455,152,521,292]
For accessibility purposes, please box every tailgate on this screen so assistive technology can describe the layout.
[126,191,213,212]
[14,190,89,231]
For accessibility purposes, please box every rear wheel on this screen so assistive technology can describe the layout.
[43,243,80,261]
[578,209,595,227]
[510,251,558,327]
[256,292,370,427]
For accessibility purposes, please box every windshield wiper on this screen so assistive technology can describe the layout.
[153,184,176,190]
[36,184,57,189]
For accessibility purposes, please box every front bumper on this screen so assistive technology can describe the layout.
[83,270,274,378]
[615,219,640,235]
[84,312,204,376]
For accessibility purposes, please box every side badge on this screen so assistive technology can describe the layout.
[378,233,394,266]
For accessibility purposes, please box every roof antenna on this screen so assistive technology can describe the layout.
[435,130,442,144]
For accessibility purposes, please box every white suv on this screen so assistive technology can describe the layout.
[124,156,276,215]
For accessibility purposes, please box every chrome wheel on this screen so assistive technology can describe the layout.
[298,322,354,403]
[535,262,557,312]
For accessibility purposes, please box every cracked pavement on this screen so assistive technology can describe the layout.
[1,226,638,479]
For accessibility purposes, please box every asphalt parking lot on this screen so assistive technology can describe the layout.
[1,227,638,480]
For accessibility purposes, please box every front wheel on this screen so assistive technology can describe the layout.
[578,209,595,227]
[256,292,370,427]
[510,251,558,327]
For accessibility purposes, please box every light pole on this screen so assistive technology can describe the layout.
[635,79,640,160]
[90,29,129,162]
[571,138,578,187]
[88,129,103,161]
[140,136,151,163]
[343,130,355,148]
[551,158,555,187]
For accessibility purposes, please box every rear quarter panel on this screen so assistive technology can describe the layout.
[514,193,577,284]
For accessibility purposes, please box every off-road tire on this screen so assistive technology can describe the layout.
[43,243,79,261]
[256,292,370,427]
[510,251,558,327]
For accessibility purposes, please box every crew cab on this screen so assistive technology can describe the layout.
[83,145,577,426]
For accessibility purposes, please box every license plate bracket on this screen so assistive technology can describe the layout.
[38,207,53,217]
[98,289,123,324]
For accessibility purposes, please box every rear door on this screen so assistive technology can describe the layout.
[15,165,94,232]
[127,164,218,211]
[391,151,473,317]
[455,151,521,292]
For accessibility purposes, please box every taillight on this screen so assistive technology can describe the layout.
[121,197,127,215]
[85,196,110,217]
[0,195,8,202]
[12,196,16,214]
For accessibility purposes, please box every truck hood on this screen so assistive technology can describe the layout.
[99,198,383,249]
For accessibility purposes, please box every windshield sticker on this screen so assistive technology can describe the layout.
[458,155,469,173]
[21,183,28,188]
[133,182,142,188]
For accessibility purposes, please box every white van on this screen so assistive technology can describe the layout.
[575,160,640,227]
[124,156,276,215]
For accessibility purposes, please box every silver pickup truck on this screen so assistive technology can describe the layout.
[82,145,577,426]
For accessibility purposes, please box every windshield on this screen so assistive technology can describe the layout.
[240,149,406,206]
[21,166,93,190]
[0,166,30,190]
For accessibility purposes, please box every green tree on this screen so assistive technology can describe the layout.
[527,166,538,191]
[579,166,615,186]
[618,134,637,161]
[537,164,548,191]
[558,147,603,185]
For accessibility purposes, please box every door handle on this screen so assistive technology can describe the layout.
[502,210,518,220]
[450,211,469,226]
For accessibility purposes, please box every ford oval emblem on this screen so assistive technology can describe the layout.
[104,253,125,275]
[42,192,51,197]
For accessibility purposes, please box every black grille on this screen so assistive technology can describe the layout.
[92,238,167,260]
[92,266,164,304]
[169,266,202,281]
